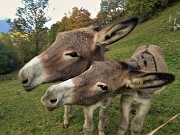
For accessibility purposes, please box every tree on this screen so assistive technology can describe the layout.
[58,7,93,31]
[48,22,60,45]
[96,0,126,25]
[0,32,33,64]
[8,0,50,56]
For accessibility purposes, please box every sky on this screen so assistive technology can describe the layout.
[0,0,101,28]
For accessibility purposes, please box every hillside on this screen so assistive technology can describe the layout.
[106,2,180,134]
[107,2,180,77]
[0,2,180,135]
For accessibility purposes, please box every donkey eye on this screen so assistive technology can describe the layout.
[65,52,78,57]
[97,84,108,91]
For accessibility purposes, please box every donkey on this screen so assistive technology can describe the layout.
[41,45,175,135]
[18,18,138,134]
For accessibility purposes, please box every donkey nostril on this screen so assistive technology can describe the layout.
[22,78,29,84]
[50,99,57,104]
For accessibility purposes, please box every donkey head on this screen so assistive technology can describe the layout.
[18,18,138,91]
[41,60,175,110]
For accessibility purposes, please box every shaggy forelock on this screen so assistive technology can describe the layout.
[55,28,96,58]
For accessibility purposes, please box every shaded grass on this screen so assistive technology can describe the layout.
[0,2,180,135]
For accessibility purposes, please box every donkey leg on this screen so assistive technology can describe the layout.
[131,100,151,135]
[98,107,108,135]
[63,105,73,128]
[98,97,112,135]
[118,95,132,135]
[83,105,98,135]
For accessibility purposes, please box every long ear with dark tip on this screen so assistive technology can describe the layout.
[125,71,175,89]
[95,17,138,46]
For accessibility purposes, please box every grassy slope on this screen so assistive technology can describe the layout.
[0,3,180,135]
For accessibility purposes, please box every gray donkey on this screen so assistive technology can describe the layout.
[41,45,175,135]
[18,18,138,134]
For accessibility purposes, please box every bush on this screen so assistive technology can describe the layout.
[126,0,178,21]
[0,42,18,75]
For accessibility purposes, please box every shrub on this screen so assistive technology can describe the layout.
[0,42,17,74]
[126,0,178,21]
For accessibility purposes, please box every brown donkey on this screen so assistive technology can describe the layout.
[41,45,175,135]
[18,18,138,133]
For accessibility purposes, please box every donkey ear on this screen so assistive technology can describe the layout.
[95,17,138,46]
[124,71,175,89]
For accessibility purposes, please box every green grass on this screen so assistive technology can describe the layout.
[1,3,180,135]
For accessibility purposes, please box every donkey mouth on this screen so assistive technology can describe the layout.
[23,85,39,92]
[47,106,56,111]
[24,87,34,92]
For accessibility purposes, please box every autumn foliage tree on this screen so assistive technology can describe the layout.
[48,7,93,44]
[58,7,93,31]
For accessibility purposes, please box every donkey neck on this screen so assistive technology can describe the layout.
[92,46,106,61]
